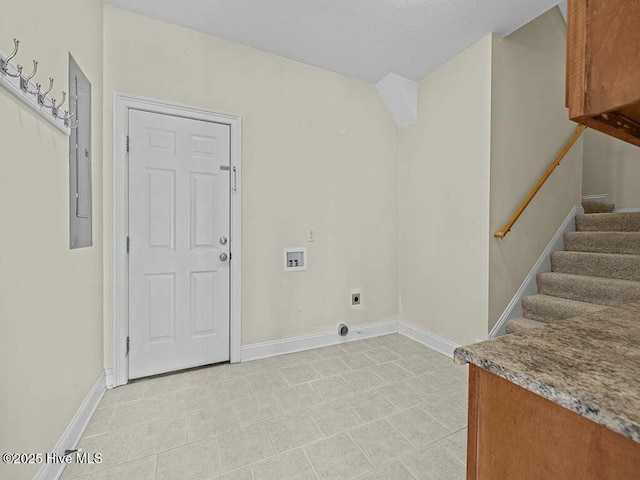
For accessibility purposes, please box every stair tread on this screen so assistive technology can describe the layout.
[537,272,640,306]
[522,294,608,324]
[575,212,640,232]
[582,199,615,214]
[551,251,640,282]
[539,271,640,287]
[579,212,640,218]
[563,232,640,255]
[553,250,640,259]
[523,293,608,310]
[506,317,546,334]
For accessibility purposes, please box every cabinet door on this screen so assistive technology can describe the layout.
[567,0,640,147]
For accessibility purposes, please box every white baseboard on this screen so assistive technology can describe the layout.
[582,193,608,202]
[397,321,459,358]
[241,318,461,362]
[614,207,640,213]
[105,368,115,389]
[490,204,584,338]
[241,319,399,362]
[34,371,107,480]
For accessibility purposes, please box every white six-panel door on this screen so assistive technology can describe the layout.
[128,109,231,379]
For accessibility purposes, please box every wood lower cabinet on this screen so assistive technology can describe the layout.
[466,365,640,480]
[567,0,640,147]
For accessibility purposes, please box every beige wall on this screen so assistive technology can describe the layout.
[0,1,104,479]
[488,7,583,329]
[398,35,493,346]
[0,4,594,475]
[102,6,399,365]
[583,129,640,208]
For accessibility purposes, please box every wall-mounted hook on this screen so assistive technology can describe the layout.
[64,88,79,127]
[67,95,77,119]
[37,77,54,107]
[53,91,67,118]
[20,60,39,94]
[0,38,22,78]
[64,111,79,129]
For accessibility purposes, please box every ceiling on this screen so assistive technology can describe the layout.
[104,0,562,83]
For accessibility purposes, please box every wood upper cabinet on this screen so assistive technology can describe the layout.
[567,0,640,147]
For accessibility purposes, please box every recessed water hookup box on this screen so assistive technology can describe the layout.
[284,247,307,272]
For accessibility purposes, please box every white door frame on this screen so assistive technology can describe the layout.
[112,93,242,387]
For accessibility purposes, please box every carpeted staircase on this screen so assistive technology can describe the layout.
[506,200,640,334]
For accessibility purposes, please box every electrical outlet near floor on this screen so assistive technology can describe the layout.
[351,293,361,305]
[351,287,363,309]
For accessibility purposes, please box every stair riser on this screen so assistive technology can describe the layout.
[575,213,640,232]
[537,274,640,306]
[522,297,606,324]
[506,318,544,334]
[563,232,640,255]
[582,200,615,214]
[551,252,640,282]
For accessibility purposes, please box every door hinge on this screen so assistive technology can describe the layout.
[126,135,130,153]
[126,336,130,356]
[126,236,130,253]
[229,252,232,260]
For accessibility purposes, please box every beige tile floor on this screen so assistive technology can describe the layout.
[61,334,468,480]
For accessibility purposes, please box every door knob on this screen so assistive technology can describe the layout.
[219,236,228,245]
[219,253,228,262]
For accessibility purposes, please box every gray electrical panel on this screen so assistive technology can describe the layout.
[69,54,92,249]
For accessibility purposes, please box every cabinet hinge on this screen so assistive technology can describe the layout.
[126,337,130,356]
[126,135,130,153]
[126,236,130,253]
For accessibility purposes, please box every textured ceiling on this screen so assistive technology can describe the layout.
[104,0,562,83]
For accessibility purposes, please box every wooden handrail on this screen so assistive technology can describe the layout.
[494,125,587,238]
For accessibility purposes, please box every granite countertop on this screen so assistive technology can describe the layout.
[454,301,640,443]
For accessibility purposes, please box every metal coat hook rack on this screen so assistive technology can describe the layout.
[0,37,70,135]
